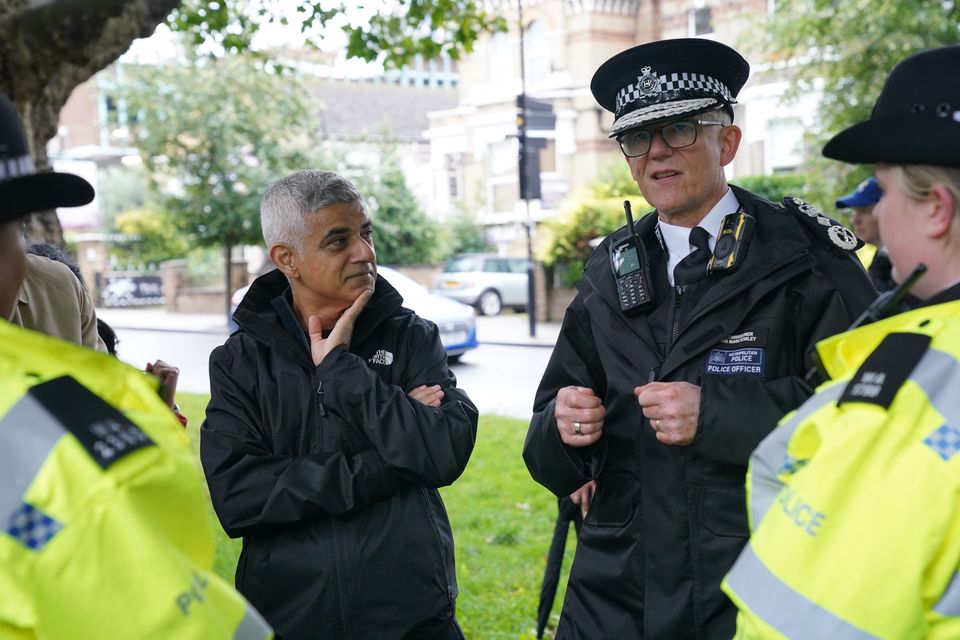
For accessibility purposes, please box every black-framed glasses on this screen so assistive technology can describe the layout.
[618,120,726,157]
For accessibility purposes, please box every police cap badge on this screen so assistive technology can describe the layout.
[591,38,750,138]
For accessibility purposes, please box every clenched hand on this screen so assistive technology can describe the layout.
[634,381,701,446]
[556,386,605,447]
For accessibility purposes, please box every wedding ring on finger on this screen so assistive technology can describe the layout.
[655,418,662,431]
[574,421,583,436]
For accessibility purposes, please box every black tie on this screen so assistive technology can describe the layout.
[673,227,711,286]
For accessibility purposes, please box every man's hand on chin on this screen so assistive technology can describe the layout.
[310,289,374,366]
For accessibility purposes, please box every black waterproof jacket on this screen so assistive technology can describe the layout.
[201,269,478,640]
[523,187,877,640]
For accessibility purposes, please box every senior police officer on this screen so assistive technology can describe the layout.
[723,44,960,639]
[0,94,272,639]
[523,38,876,639]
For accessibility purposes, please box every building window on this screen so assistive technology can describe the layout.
[689,6,714,36]
[523,20,550,84]
[492,181,519,213]
[537,139,556,174]
[487,32,511,84]
[766,117,804,173]
[446,153,463,199]
[490,140,516,178]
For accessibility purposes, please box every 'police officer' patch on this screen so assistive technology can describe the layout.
[704,346,765,377]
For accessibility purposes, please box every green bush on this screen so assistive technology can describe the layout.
[539,164,649,287]
[110,204,190,269]
[442,208,491,259]
[732,173,806,204]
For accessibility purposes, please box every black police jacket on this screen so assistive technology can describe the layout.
[201,269,478,640]
[523,186,876,640]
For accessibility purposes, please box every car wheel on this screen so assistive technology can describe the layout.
[476,289,502,316]
[447,354,463,364]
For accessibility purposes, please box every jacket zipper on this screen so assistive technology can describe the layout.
[315,373,351,637]
[418,487,456,606]
[671,285,686,346]
[331,519,353,637]
[316,381,326,416]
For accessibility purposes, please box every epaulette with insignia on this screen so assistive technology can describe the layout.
[782,197,864,253]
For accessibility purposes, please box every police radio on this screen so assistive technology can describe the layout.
[708,210,755,274]
[610,200,655,314]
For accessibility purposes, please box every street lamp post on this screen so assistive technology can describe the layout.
[517,0,537,338]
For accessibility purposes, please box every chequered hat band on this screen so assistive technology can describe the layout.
[615,72,733,115]
[0,154,36,181]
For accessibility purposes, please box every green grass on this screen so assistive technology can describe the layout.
[177,392,575,639]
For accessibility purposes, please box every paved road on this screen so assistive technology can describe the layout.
[448,344,551,420]
[112,328,553,421]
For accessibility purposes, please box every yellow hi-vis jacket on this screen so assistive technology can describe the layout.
[722,299,960,640]
[0,321,272,640]
[856,242,878,271]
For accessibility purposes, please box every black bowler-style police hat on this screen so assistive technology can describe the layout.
[591,38,750,138]
[824,45,960,168]
[0,94,94,225]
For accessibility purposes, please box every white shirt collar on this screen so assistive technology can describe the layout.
[659,188,740,286]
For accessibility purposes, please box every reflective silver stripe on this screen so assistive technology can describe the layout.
[0,393,66,518]
[727,543,879,639]
[233,602,272,639]
[935,572,960,617]
[912,349,960,616]
[910,348,960,425]
[748,382,844,530]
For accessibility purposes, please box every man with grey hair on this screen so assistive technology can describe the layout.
[201,169,478,640]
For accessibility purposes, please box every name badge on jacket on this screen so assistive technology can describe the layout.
[704,329,768,377]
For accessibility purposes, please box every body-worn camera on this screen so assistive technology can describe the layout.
[708,210,754,274]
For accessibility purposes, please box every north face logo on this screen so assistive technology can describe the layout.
[368,349,394,366]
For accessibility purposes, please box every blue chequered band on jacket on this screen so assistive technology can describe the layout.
[6,501,62,551]
[615,72,732,113]
[924,424,960,461]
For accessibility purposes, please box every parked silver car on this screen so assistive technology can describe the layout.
[434,253,530,316]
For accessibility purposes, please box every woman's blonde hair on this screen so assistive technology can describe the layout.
[891,164,960,241]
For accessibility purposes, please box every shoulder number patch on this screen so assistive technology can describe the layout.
[839,332,931,408]
[29,376,154,469]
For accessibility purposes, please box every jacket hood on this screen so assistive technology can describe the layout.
[232,268,408,364]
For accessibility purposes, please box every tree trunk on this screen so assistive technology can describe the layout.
[0,0,179,244]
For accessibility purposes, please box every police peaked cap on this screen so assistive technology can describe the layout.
[591,38,750,138]
[824,45,960,168]
[0,94,94,224]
